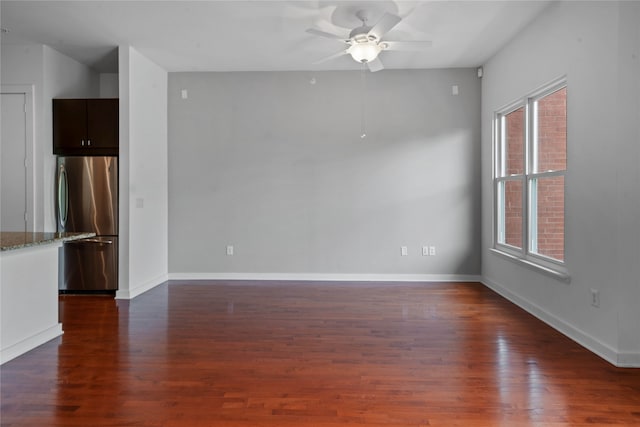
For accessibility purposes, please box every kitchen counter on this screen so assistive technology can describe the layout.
[1,231,94,364]
[0,231,95,251]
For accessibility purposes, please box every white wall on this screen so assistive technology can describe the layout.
[1,43,42,232]
[481,1,640,366]
[116,46,168,299]
[99,73,119,98]
[42,46,99,230]
[168,69,481,280]
[2,43,45,231]
[1,42,98,232]
[614,1,640,366]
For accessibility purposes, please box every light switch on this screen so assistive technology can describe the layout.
[181,89,188,99]
[135,198,144,208]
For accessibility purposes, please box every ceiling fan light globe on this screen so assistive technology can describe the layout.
[348,41,381,63]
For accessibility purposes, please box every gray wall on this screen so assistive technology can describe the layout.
[168,69,481,278]
[481,1,640,366]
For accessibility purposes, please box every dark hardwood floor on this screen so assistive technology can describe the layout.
[1,281,639,426]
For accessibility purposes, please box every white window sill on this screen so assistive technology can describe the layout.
[489,248,571,283]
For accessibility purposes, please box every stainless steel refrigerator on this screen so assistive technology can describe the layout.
[57,156,118,291]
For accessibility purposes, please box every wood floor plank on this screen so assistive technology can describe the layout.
[1,281,639,426]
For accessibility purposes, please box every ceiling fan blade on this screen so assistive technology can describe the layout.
[368,12,402,40]
[313,50,348,64]
[306,27,348,41]
[366,57,384,73]
[382,40,433,51]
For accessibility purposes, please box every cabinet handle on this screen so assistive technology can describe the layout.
[81,140,85,146]
[87,139,91,146]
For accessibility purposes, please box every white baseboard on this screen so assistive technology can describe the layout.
[116,273,169,300]
[481,277,640,368]
[0,324,63,365]
[617,352,640,368]
[167,272,482,283]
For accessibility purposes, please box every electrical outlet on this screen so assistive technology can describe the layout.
[422,246,429,256]
[590,289,600,307]
[226,245,234,256]
[401,246,408,256]
[429,246,436,256]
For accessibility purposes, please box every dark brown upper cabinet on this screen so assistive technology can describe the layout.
[53,99,119,156]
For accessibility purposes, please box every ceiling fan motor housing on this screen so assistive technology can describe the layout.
[349,25,374,43]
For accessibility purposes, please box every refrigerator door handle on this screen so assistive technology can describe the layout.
[58,164,68,228]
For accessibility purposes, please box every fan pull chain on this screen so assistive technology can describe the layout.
[360,63,367,139]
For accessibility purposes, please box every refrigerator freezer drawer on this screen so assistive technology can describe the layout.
[61,236,118,291]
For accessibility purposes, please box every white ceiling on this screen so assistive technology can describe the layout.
[1,1,552,73]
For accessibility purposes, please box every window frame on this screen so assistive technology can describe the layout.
[492,77,568,279]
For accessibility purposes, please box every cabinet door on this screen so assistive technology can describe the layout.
[87,99,118,150]
[53,99,87,151]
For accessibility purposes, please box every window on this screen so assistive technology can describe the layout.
[494,79,567,273]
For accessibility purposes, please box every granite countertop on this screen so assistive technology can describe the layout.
[0,231,96,252]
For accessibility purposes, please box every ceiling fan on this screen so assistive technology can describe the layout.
[306,9,432,72]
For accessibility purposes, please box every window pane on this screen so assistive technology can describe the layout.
[535,88,566,173]
[498,180,523,249]
[531,176,564,261]
[505,107,525,175]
